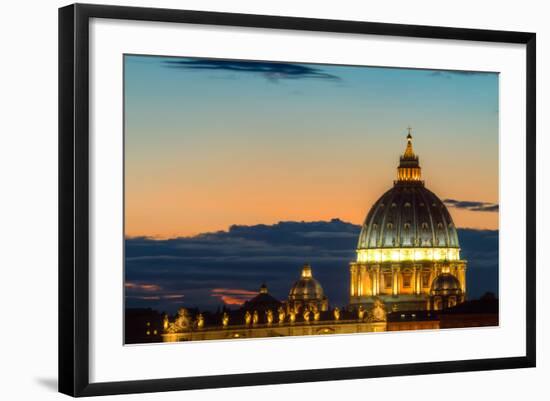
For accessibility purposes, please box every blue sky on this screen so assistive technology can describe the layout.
[124,55,499,237]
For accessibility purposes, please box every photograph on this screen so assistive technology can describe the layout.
[123,55,500,344]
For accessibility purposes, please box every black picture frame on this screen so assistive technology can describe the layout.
[59,3,536,397]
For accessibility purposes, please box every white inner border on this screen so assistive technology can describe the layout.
[89,18,526,383]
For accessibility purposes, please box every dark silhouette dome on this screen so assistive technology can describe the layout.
[357,132,459,251]
[430,273,462,295]
[242,284,281,311]
[289,264,325,301]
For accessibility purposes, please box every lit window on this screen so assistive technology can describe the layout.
[384,273,392,289]
[403,274,412,288]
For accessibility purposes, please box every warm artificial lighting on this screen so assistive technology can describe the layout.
[356,247,460,263]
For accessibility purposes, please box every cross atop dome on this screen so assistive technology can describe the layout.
[403,126,415,159]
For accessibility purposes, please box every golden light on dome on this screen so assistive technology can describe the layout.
[356,247,461,263]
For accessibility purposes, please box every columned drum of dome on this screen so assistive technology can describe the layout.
[349,130,467,311]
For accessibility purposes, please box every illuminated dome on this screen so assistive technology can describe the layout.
[356,131,460,263]
[289,264,325,301]
[430,273,462,296]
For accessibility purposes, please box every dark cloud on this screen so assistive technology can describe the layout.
[444,198,499,212]
[124,281,185,303]
[163,59,341,82]
[125,219,498,313]
[429,70,496,79]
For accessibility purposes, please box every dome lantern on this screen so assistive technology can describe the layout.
[397,127,422,183]
[301,264,312,278]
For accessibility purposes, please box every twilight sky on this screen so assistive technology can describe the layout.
[124,55,499,238]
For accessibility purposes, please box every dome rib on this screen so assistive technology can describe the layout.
[419,187,436,247]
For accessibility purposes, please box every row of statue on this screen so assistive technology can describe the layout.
[164,300,386,333]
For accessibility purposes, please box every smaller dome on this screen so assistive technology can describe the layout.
[289,264,325,301]
[430,273,462,296]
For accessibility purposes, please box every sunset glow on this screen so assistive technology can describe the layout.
[124,56,498,238]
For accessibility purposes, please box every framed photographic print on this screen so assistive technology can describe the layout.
[58,3,536,397]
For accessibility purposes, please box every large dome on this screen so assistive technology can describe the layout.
[357,184,459,250]
[356,132,460,263]
[289,264,325,301]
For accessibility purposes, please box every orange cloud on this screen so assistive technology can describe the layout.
[125,282,162,292]
[210,288,256,305]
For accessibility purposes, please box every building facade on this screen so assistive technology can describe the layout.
[159,130,475,343]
